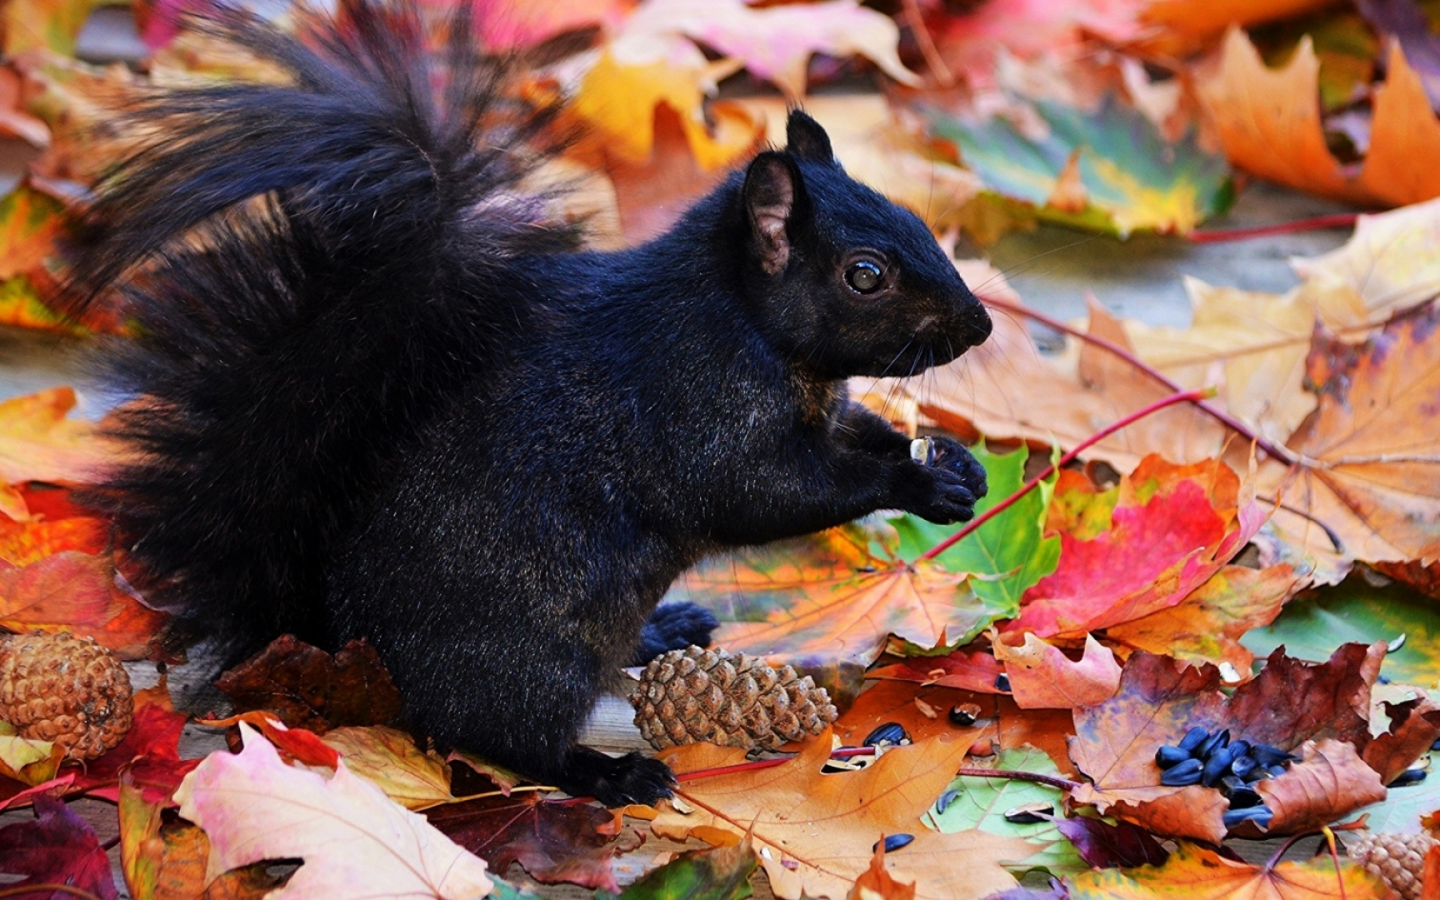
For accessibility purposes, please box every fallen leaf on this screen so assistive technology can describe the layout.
[1242,575,1440,687]
[992,634,1121,710]
[1289,194,1440,313]
[1068,645,1395,843]
[2,0,121,56]
[0,550,166,659]
[1247,739,1387,837]
[667,520,997,671]
[470,0,629,50]
[427,791,629,892]
[214,634,404,733]
[1197,30,1440,207]
[1267,303,1440,564]
[119,769,280,900]
[609,838,758,900]
[924,745,1082,876]
[849,841,916,900]
[0,508,107,566]
[200,711,339,770]
[1356,0,1440,110]
[1067,839,1390,899]
[0,388,112,485]
[1104,563,1297,672]
[0,794,118,900]
[0,725,62,786]
[1051,815,1167,870]
[621,0,917,97]
[916,290,1227,477]
[1010,455,1264,638]
[1362,695,1440,785]
[175,723,493,899]
[891,443,1060,619]
[651,730,1039,899]
[925,96,1231,237]
[321,726,451,811]
[867,648,1007,694]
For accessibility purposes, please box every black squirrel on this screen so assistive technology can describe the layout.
[65,0,992,805]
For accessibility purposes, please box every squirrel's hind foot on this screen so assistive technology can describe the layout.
[557,747,676,807]
[633,602,720,665]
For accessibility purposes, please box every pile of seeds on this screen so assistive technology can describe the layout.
[1154,727,1297,830]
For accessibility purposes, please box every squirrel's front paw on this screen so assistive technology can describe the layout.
[929,437,988,499]
[896,438,986,524]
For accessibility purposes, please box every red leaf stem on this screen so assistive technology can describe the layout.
[979,294,1297,466]
[1187,213,1359,244]
[919,387,1212,561]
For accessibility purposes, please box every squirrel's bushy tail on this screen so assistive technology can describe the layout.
[67,0,574,651]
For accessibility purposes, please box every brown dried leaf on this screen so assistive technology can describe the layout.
[215,635,404,733]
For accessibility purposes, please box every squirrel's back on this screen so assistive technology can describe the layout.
[66,0,576,651]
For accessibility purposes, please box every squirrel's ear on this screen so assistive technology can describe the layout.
[742,152,801,275]
[785,110,834,164]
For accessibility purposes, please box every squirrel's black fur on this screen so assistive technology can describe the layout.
[66,0,992,805]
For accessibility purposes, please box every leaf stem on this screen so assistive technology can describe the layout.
[953,766,1082,792]
[919,387,1211,561]
[979,294,1297,466]
[1187,213,1359,244]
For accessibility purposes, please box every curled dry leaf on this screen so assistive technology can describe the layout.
[214,634,404,733]
[651,729,1039,900]
[1244,739,1387,838]
[174,723,493,899]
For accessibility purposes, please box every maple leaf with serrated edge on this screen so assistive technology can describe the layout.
[646,728,1040,900]
[1066,840,1390,899]
[992,633,1120,710]
[174,723,492,898]
[1008,455,1264,638]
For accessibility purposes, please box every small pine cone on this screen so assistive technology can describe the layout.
[0,633,134,760]
[1348,831,1438,900]
[632,645,838,751]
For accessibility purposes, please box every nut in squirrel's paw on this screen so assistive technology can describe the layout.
[910,436,935,466]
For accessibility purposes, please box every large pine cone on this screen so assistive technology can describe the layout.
[1348,832,1438,900]
[633,645,838,751]
[0,633,134,760]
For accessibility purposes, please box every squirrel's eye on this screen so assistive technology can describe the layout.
[845,260,884,294]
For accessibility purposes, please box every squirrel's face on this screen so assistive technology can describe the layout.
[740,111,991,380]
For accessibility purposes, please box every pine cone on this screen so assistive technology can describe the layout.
[0,633,134,760]
[1348,832,1438,900]
[632,645,838,751]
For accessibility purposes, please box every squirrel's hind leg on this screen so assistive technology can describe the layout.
[551,747,676,806]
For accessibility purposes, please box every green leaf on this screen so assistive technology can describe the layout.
[599,842,757,900]
[892,443,1059,620]
[924,745,1083,876]
[927,97,1233,237]
[1241,575,1440,686]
